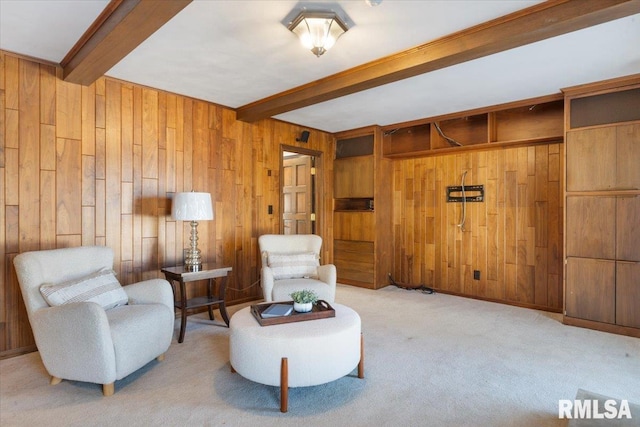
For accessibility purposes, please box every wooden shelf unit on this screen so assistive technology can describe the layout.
[333,127,392,289]
[382,95,564,158]
[562,74,640,338]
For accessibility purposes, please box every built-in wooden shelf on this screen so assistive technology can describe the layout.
[382,96,564,158]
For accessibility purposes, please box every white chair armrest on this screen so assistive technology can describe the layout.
[261,266,275,302]
[32,302,116,383]
[317,264,337,302]
[124,279,174,312]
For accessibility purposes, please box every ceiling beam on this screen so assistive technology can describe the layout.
[61,0,192,86]
[236,0,640,123]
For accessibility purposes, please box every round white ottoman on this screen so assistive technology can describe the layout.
[229,303,363,412]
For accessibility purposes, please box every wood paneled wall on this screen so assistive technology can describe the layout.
[0,51,335,356]
[391,144,564,311]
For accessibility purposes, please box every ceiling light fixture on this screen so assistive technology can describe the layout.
[288,11,348,57]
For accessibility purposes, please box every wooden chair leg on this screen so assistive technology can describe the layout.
[50,376,62,385]
[156,353,165,362]
[280,357,288,413]
[103,383,115,396]
[358,333,365,379]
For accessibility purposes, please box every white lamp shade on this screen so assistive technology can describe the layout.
[172,192,214,221]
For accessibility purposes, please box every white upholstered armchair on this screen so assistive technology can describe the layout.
[258,234,337,303]
[13,246,174,396]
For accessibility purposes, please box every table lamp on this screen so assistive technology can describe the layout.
[172,192,214,271]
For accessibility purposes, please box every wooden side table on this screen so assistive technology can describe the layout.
[161,264,232,343]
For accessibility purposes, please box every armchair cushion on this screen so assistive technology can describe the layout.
[39,268,128,310]
[266,251,319,280]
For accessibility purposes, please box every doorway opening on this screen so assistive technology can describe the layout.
[280,145,323,236]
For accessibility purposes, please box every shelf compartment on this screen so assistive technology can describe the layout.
[431,114,488,149]
[490,100,563,142]
[383,124,430,157]
[334,198,374,211]
[570,87,640,129]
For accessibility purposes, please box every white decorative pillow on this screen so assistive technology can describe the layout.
[40,269,128,310]
[267,252,319,280]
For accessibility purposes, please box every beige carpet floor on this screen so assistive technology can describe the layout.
[1,285,639,427]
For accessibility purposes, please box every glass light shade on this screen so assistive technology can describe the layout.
[288,12,348,57]
[172,192,213,221]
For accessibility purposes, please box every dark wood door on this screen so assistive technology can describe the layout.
[282,155,314,235]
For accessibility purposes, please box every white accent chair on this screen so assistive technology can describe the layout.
[13,246,175,396]
[258,234,337,303]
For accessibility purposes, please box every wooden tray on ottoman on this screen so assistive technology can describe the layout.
[251,300,335,326]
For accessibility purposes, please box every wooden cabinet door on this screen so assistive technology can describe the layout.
[617,196,640,262]
[334,156,374,198]
[616,261,640,328]
[566,196,616,259]
[566,257,615,324]
[334,211,375,242]
[566,127,616,191]
[616,124,640,190]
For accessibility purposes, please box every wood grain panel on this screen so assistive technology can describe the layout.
[333,211,374,241]
[40,170,56,250]
[142,89,158,179]
[18,59,40,253]
[616,261,640,328]
[81,84,95,155]
[565,196,616,259]
[617,123,640,190]
[56,138,81,236]
[566,257,615,324]
[333,156,374,198]
[566,127,616,191]
[617,196,640,262]
[40,65,56,126]
[105,80,122,270]
[0,51,335,356]
[0,88,5,168]
[121,85,133,183]
[55,74,81,140]
[4,55,18,110]
[391,144,563,311]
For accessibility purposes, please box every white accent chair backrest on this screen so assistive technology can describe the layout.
[258,234,337,303]
[13,246,175,396]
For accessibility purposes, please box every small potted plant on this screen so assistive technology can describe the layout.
[289,289,318,313]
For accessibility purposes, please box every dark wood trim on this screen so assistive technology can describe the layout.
[236,0,640,123]
[563,316,640,338]
[1,49,60,68]
[562,73,640,97]
[434,288,564,314]
[0,345,38,360]
[62,0,192,85]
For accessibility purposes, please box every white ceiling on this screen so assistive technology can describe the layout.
[1,0,639,133]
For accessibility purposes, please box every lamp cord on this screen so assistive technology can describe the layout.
[226,278,261,293]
